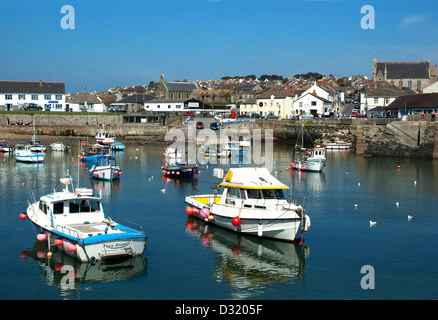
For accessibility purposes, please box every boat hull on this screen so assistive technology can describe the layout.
[89,166,121,181]
[29,222,147,263]
[162,166,197,179]
[185,195,309,242]
[13,151,45,163]
[290,159,326,172]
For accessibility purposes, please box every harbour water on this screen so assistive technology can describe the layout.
[1,143,438,300]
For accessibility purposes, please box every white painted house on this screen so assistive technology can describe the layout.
[66,93,106,112]
[143,99,185,112]
[293,92,331,117]
[256,90,296,119]
[0,80,65,111]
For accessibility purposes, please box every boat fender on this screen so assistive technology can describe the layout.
[304,215,311,231]
[19,212,28,220]
[232,217,241,227]
[257,224,263,237]
[200,208,210,219]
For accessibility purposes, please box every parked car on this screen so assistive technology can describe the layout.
[23,104,43,111]
[265,114,279,120]
[210,122,218,130]
[196,121,204,129]
[184,112,195,117]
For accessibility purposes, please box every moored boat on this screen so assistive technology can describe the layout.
[95,125,115,145]
[22,175,147,263]
[184,167,310,242]
[89,155,122,181]
[79,144,108,162]
[13,144,45,163]
[50,142,69,152]
[0,140,14,152]
[111,142,126,151]
[289,146,326,172]
[324,138,353,150]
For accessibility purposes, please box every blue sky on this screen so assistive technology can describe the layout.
[1,0,437,93]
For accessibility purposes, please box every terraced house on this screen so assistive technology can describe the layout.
[0,80,65,111]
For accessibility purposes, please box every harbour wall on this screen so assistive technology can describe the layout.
[1,113,437,159]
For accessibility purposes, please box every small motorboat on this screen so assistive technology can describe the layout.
[13,144,45,163]
[0,140,14,152]
[89,155,122,181]
[111,142,125,151]
[50,142,69,152]
[185,167,310,242]
[79,144,108,162]
[324,138,353,150]
[289,146,326,172]
[27,140,46,153]
[95,125,115,145]
[22,175,147,263]
[162,157,199,179]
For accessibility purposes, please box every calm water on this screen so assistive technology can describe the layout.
[1,143,438,300]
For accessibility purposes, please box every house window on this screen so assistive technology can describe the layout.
[399,80,403,87]
[408,81,412,89]
[32,95,38,100]
[385,98,390,104]
[56,94,62,100]
[168,105,171,109]
[44,94,51,100]
[18,94,25,100]
[56,104,63,110]
[44,104,51,110]
[374,98,379,104]
[176,105,181,109]
[417,80,421,91]
[5,94,12,100]
[178,94,181,99]
[170,93,174,99]
[311,101,317,106]
[157,105,160,109]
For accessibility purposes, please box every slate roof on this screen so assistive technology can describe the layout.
[386,93,438,109]
[118,94,156,103]
[164,82,197,92]
[257,90,294,99]
[367,84,406,97]
[66,94,102,104]
[376,61,430,79]
[0,80,65,94]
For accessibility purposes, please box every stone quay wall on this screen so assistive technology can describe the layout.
[1,113,437,158]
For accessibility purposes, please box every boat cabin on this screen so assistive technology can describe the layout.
[217,168,289,209]
[36,187,105,230]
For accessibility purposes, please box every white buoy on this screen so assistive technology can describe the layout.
[395,202,399,207]
[370,221,377,227]
[257,224,263,237]
[408,215,414,221]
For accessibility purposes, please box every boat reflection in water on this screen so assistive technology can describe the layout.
[20,241,148,299]
[185,217,309,299]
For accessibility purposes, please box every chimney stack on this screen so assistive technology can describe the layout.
[39,80,43,86]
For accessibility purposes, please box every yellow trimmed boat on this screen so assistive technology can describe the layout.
[184,167,310,242]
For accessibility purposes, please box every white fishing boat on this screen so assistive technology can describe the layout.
[27,122,46,152]
[95,125,115,145]
[50,142,69,152]
[324,137,353,150]
[289,123,326,172]
[23,175,147,263]
[13,144,45,163]
[289,146,326,172]
[89,155,122,181]
[0,140,14,152]
[185,168,310,242]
